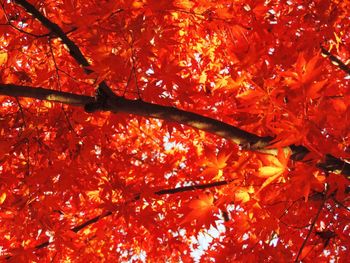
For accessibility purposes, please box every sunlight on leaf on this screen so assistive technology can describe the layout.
[0,52,8,66]
[181,193,217,227]
[174,0,195,9]
[200,150,232,179]
[256,148,291,193]
[0,192,6,205]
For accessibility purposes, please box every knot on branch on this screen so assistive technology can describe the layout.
[84,88,109,113]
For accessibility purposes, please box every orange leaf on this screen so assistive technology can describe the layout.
[256,148,291,192]
[181,193,217,227]
[200,149,232,178]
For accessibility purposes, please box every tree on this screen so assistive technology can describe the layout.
[0,0,349,261]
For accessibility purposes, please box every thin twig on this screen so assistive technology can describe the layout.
[13,0,116,99]
[4,179,234,259]
[332,197,350,212]
[15,97,26,130]
[123,67,135,96]
[0,2,50,38]
[25,140,30,176]
[124,32,141,98]
[48,39,62,91]
[13,0,89,67]
[294,192,327,262]
[321,46,350,75]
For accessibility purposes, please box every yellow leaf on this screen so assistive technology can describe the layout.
[235,190,250,203]
[86,190,102,202]
[257,166,283,178]
[132,0,144,8]
[199,71,207,84]
[43,101,53,108]
[216,150,232,169]
[0,192,6,204]
[256,148,291,192]
[82,228,92,235]
[200,150,231,178]
[212,169,223,180]
[0,52,8,66]
[174,0,195,10]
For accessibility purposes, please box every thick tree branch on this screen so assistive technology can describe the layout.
[0,83,272,151]
[1,83,350,178]
[0,84,94,106]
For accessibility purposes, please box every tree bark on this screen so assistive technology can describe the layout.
[1,83,350,178]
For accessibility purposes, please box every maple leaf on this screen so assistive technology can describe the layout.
[256,148,291,193]
[200,150,232,180]
[295,53,322,85]
[282,52,327,98]
[287,164,325,202]
[180,193,218,228]
[327,172,349,201]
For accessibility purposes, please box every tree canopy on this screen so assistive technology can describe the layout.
[0,0,349,261]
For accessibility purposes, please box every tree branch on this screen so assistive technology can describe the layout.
[0,83,272,151]
[12,0,348,166]
[13,0,115,98]
[0,84,93,106]
[1,83,350,178]
[4,179,232,259]
[321,46,350,75]
[73,180,233,232]
[13,0,89,68]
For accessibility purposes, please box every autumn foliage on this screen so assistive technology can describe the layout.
[1,0,350,262]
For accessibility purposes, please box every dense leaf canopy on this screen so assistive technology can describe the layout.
[0,0,349,262]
